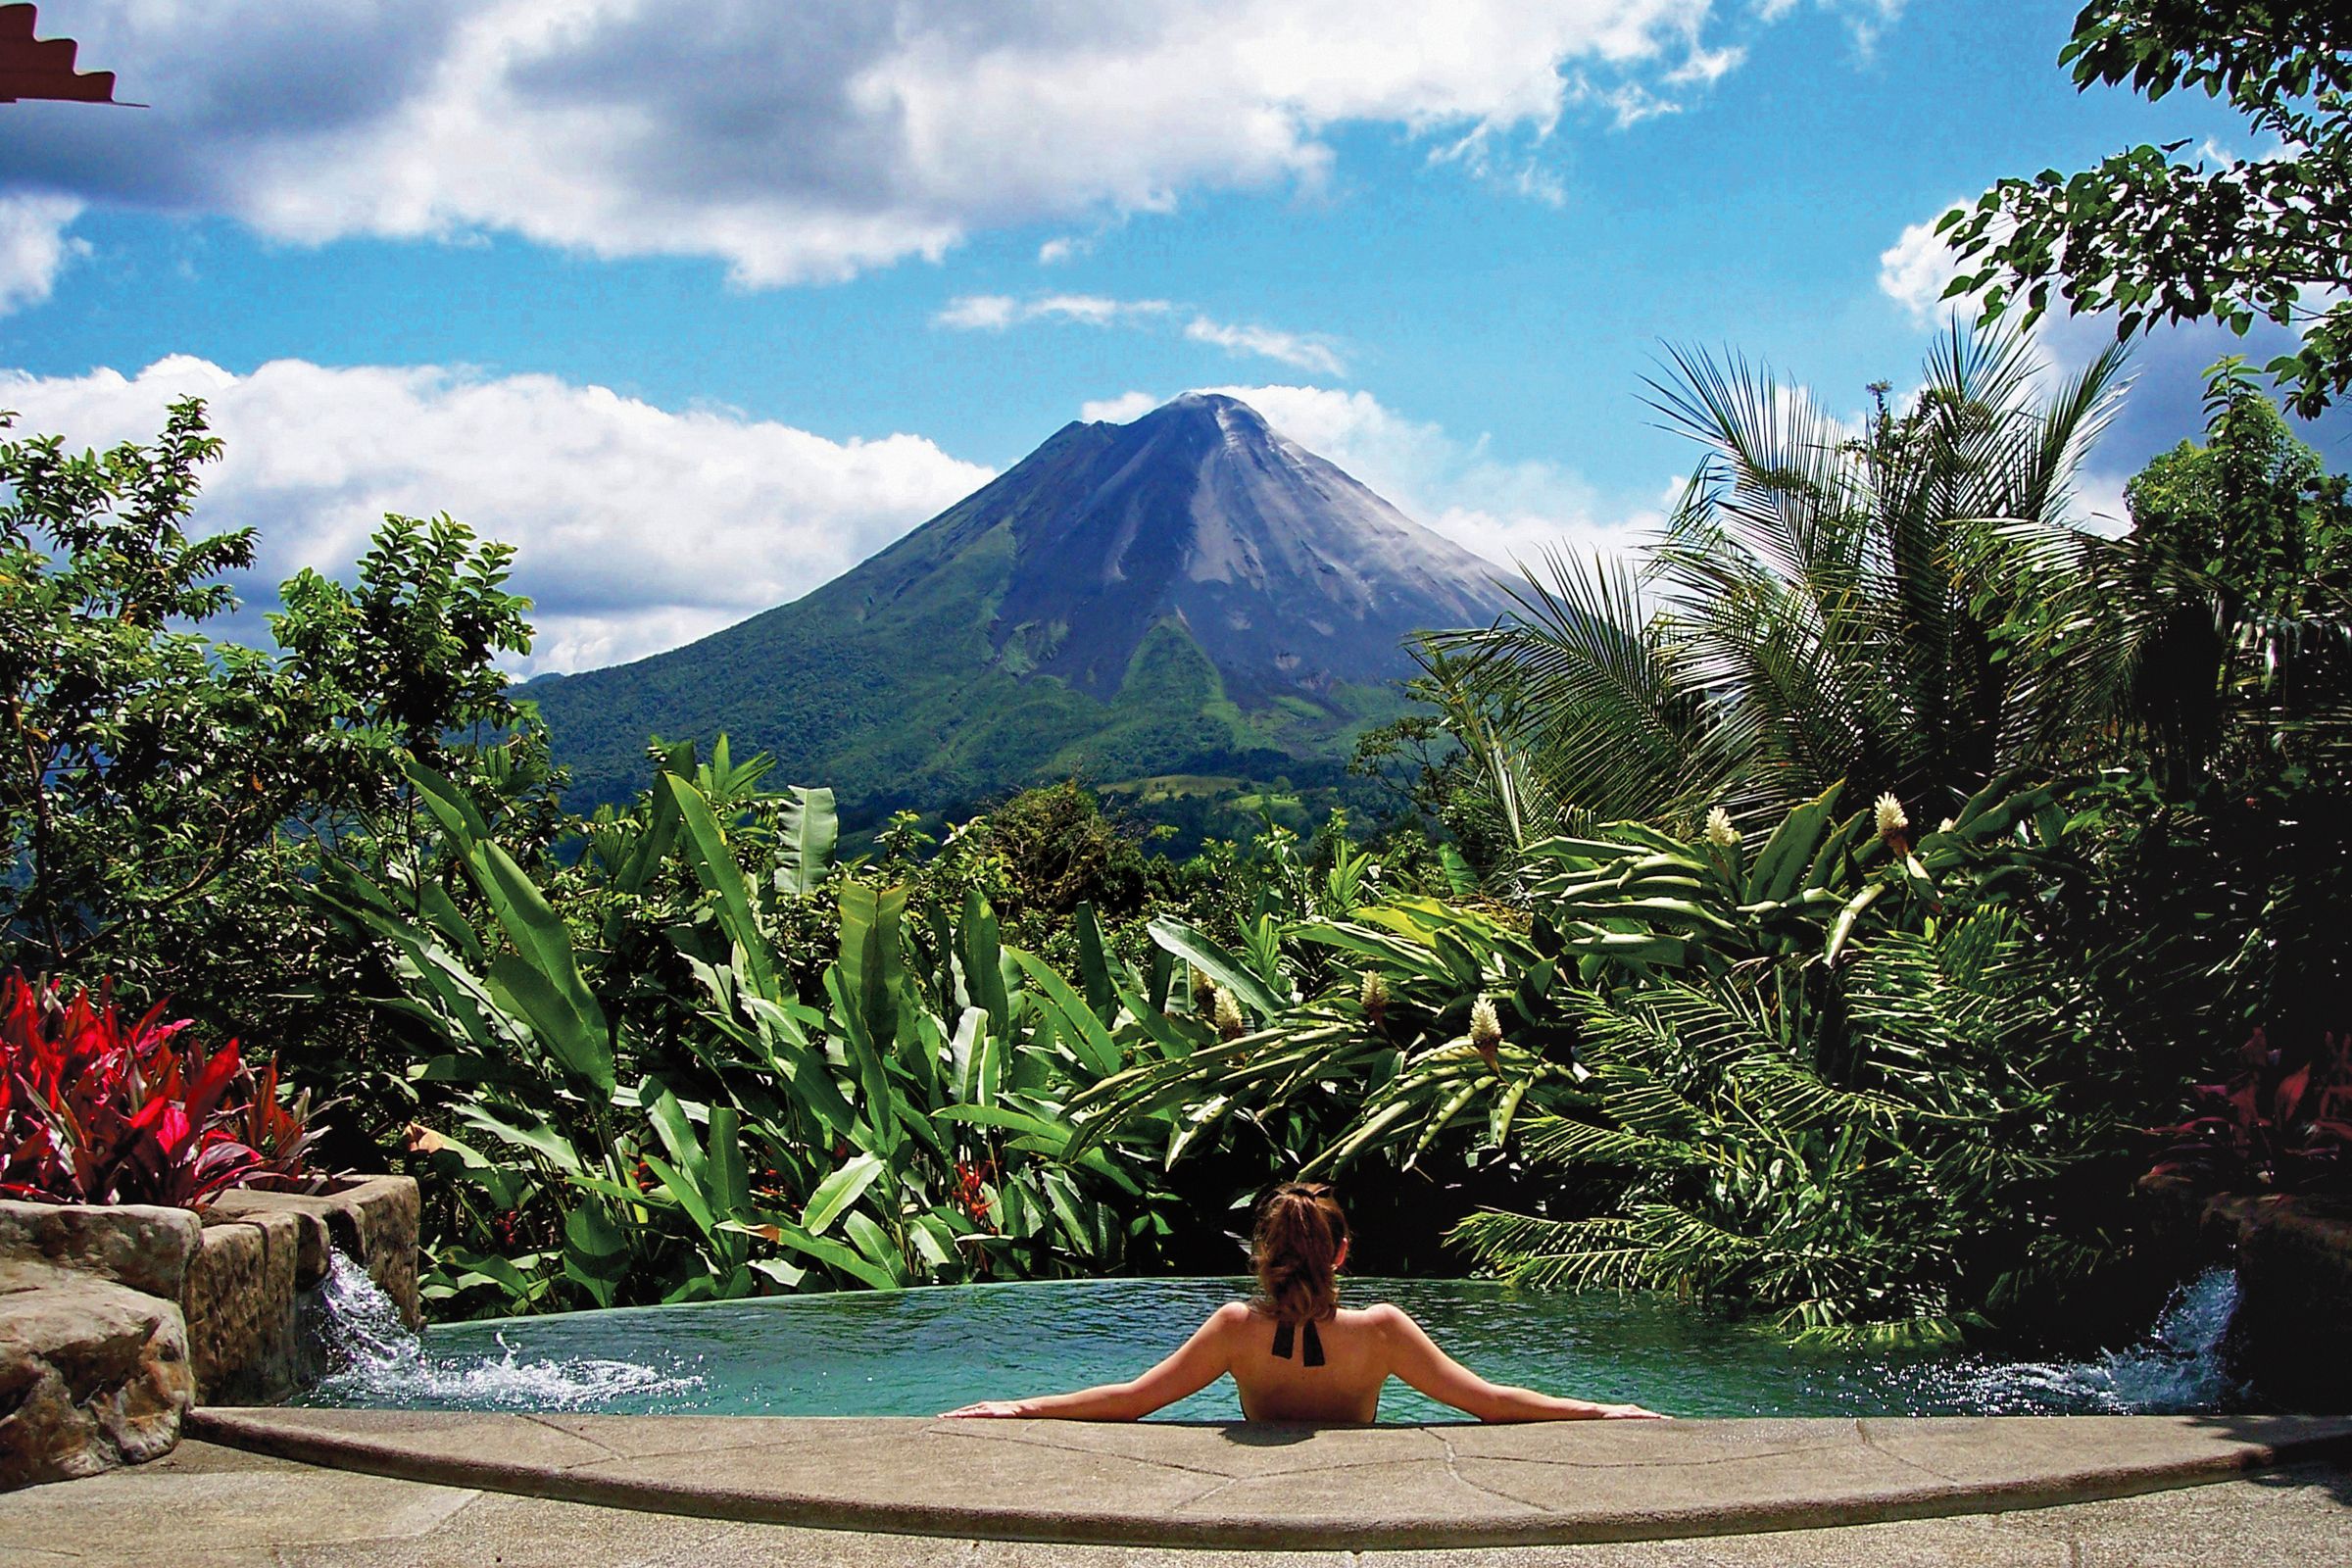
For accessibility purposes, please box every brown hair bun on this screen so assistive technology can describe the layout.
[1250,1182,1348,1324]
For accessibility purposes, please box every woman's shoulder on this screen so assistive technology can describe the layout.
[1338,1301,1416,1332]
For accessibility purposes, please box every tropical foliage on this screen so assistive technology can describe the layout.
[0,971,322,1206]
[5,313,2344,1348]
[318,748,1232,1311]
[0,400,558,1129]
[1407,327,2130,855]
[2149,1028,2352,1198]
[1941,1,2352,417]
[1076,774,2130,1341]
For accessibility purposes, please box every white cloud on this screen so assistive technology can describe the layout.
[0,193,88,314]
[1080,390,1160,423]
[1227,384,1657,564]
[935,293,1171,330]
[934,294,1018,330]
[1037,235,1085,265]
[1878,203,1973,323]
[1090,381,1657,567]
[0,0,1847,284]
[1756,0,1908,53]
[1184,317,1348,376]
[0,357,990,674]
[942,294,1348,377]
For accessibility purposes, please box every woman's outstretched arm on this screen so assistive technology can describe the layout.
[941,1302,1247,1421]
[1373,1304,1667,1421]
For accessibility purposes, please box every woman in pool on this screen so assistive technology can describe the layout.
[943,1182,1666,1423]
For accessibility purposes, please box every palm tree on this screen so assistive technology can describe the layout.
[1424,324,2131,853]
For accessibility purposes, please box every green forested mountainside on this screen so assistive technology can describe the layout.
[520,516,1411,829]
[520,405,1463,829]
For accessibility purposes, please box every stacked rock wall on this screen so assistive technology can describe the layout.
[0,1176,418,1490]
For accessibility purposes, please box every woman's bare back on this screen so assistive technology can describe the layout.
[1228,1302,1391,1422]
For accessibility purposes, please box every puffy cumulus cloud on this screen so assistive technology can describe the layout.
[1878,204,1971,324]
[1089,381,1661,566]
[0,357,991,673]
[0,192,88,314]
[2,0,1790,284]
[1080,389,1161,423]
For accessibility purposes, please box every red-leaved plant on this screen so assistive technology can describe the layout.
[0,971,325,1207]
[2148,1026,2352,1195]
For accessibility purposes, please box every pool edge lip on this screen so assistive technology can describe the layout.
[183,1409,2352,1550]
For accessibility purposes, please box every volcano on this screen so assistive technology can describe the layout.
[526,393,1511,821]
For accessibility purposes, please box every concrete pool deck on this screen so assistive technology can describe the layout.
[175,1408,2352,1552]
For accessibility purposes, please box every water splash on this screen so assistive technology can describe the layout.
[293,1268,2261,1419]
[1886,1267,2247,1415]
[298,1252,704,1412]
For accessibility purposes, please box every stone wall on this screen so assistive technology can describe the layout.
[2227,1197,2352,1407]
[193,1175,423,1406]
[0,1176,418,1490]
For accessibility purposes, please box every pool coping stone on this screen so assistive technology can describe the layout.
[184,1408,2352,1549]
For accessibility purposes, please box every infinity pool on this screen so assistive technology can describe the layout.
[300,1263,2261,1422]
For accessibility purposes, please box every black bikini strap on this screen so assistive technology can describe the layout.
[1271,1319,1326,1367]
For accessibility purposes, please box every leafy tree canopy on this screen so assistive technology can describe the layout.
[1940,2,2352,416]
[0,399,549,1002]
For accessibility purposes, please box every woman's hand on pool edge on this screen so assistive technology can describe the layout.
[940,1399,1030,1418]
[1597,1402,1671,1419]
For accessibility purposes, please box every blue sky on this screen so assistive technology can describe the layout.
[1,1,2341,671]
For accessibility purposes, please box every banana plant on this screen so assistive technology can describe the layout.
[652,769,1189,1291]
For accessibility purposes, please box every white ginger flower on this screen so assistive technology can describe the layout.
[1191,968,1216,1014]
[1213,987,1248,1041]
[1874,792,1909,841]
[1704,806,1740,849]
[1468,996,1504,1072]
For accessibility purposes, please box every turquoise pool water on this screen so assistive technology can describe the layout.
[302,1263,2257,1422]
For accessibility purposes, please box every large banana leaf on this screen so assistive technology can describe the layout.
[774,786,839,897]
[663,773,780,1002]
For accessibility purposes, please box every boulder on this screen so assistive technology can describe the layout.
[0,1274,192,1490]
[0,1175,422,1486]
[0,1201,199,1299]
[2132,1169,2227,1266]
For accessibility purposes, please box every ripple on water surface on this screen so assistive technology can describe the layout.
[299,1263,2255,1422]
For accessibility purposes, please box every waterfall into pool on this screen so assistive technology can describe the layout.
[304,1252,706,1411]
[1865,1267,2246,1415]
[295,1263,2261,1420]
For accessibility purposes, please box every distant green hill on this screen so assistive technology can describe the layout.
[523,393,1506,828]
